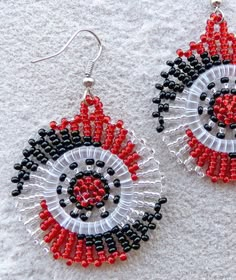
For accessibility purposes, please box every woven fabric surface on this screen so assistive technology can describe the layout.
[1,0,236,279]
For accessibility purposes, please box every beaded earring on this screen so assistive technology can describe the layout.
[152,0,236,183]
[11,30,167,268]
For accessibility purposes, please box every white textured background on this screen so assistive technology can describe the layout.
[1,0,236,279]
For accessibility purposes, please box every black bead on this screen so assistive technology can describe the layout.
[70,211,79,218]
[183,65,191,73]
[107,167,115,176]
[58,148,66,155]
[84,170,92,176]
[101,211,109,218]
[147,214,154,223]
[229,153,236,159]
[56,185,63,195]
[108,247,117,254]
[41,157,48,164]
[158,197,167,204]
[168,81,175,89]
[216,132,225,139]
[111,226,120,234]
[207,106,214,116]
[75,172,84,179]
[26,161,33,169]
[152,111,160,118]
[12,189,21,196]
[204,124,212,132]
[133,236,141,244]
[72,136,81,143]
[148,223,156,230]
[103,231,111,238]
[28,139,36,146]
[213,60,221,66]
[163,79,170,87]
[205,62,213,69]
[69,162,78,170]
[231,89,236,95]
[223,59,231,64]
[209,98,215,106]
[142,212,149,221]
[230,123,236,129]
[190,59,198,67]
[23,173,30,181]
[200,92,207,101]
[69,195,77,203]
[170,93,176,100]
[77,234,86,240]
[132,243,140,250]
[160,71,169,79]
[202,57,210,64]
[155,83,164,90]
[49,134,57,141]
[174,57,182,65]
[49,149,57,156]
[38,128,46,137]
[113,195,120,204]
[83,136,92,142]
[218,122,226,128]
[36,154,44,161]
[158,104,164,112]
[14,163,22,170]
[141,226,148,235]
[154,202,161,212]
[47,129,55,136]
[96,201,105,208]
[22,149,30,158]
[141,235,149,242]
[123,246,131,252]
[166,60,174,67]
[152,97,161,104]
[168,67,176,75]
[156,126,164,133]
[75,202,83,209]
[18,170,25,179]
[96,160,105,168]
[113,179,121,188]
[41,141,48,149]
[211,54,220,61]
[85,158,95,165]
[198,67,206,74]
[17,182,24,191]
[155,213,162,220]
[21,158,29,166]
[59,173,67,182]
[221,88,230,94]
[221,77,229,83]
[80,213,88,221]
[122,224,130,232]
[163,103,169,112]
[211,116,218,123]
[93,142,101,147]
[59,199,66,208]
[186,81,193,88]
[132,220,140,229]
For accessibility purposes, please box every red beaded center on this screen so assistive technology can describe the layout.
[74,177,106,207]
[213,94,236,125]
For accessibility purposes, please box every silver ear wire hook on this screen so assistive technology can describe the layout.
[31,29,103,79]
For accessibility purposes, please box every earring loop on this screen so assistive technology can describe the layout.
[31,29,103,78]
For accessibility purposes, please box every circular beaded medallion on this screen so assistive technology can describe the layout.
[11,94,166,267]
[152,11,236,183]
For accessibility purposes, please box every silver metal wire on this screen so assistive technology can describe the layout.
[31,29,103,78]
